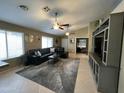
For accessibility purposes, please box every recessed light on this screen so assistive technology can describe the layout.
[18,5,29,11]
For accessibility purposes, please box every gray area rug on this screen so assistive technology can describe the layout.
[17,58,80,93]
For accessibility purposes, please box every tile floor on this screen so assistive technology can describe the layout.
[0,53,98,93]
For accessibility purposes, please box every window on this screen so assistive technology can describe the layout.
[42,36,48,48]
[47,37,53,47]
[42,36,53,48]
[7,32,24,58]
[0,30,24,60]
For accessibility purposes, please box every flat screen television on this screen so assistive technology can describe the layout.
[94,32,104,60]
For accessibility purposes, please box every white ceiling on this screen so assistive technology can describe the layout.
[0,0,121,35]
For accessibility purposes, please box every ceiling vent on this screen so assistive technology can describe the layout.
[18,5,29,11]
[43,6,50,12]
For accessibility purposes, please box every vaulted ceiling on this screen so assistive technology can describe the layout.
[0,0,121,35]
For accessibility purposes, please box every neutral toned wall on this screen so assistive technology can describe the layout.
[68,27,89,53]
[88,20,99,53]
[54,37,61,48]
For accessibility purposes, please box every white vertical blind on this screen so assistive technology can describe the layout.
[0,30,7,60]
[42,36,53,48]
[42,36,48,48]
[47,37,53,47]
[7,32,24,58]
[0,30,24,60]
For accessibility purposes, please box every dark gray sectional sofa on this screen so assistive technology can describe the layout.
[26,48,53,65]
[25,47,68,65]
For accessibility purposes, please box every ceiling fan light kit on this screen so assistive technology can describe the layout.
[53,22,59,30]
[65,32,70,36]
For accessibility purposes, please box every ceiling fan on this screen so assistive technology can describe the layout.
[52,12,70,30]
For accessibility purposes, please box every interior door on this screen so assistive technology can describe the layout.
[62,38,68,51]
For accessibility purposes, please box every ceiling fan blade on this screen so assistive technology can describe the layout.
[60,24,70,27]
[59,27,64,30]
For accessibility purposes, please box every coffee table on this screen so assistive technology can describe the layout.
[48,54,59,64]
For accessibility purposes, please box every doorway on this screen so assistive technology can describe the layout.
[76,38,88,54]
[61,38,68,52]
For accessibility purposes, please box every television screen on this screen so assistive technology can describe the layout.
[94,33,104,60]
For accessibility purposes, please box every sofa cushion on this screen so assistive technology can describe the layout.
[37,51,42,56]
[26,48,54,65]
[40,48,50,55]
[34,51,38,55]
[41,54,48,58]
[29,51,35,55]
[50,48,55,53]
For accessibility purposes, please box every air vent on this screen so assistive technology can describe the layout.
[43,6,50,12]
[18,5,29,11]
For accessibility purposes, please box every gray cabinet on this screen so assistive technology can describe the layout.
[89,12,124,93]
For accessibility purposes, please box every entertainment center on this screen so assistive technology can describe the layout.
[89,12,124,93]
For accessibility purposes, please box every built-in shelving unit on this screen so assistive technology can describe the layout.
[89,12,124,93]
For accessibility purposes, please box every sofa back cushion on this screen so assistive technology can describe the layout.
[50,48,55,53]
[37,51,42,56]
[40,48,50,55]
[28,50,36,55]
[27,48,50,56]
[55,47,64,53]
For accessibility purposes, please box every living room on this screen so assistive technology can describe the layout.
[0,0,124,93]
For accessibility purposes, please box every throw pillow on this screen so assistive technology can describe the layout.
[37,51,42,56]
[34,51,38,56]
[50,48,55,53]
